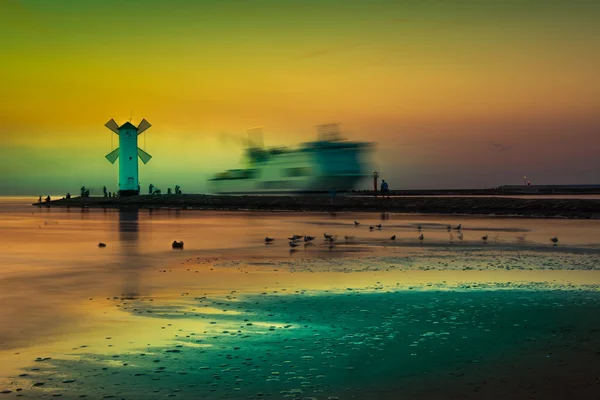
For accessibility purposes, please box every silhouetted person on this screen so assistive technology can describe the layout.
[66,193,71,199]
[38,196,42,204]
[149,183,154,195]
[381,180,390,198]
[108,192,111,197]
[175,185,181,194]
[167,188,172,195]
[103,186,108,197]
[45,195,51,203]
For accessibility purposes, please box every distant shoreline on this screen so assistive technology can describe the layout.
[32,194,600,219]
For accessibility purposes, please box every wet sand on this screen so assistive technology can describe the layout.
[2,256,600,399]
[1,204,600,398]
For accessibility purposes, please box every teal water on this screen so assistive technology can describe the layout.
[6,290,600,399]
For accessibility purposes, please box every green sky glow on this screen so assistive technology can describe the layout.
[1,0,599,194]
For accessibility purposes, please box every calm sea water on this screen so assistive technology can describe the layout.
[1,196,600,399]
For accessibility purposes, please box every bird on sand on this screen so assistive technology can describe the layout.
[288,235,302,241]
[98,242,106,247]
[264,237,275,243]
[369,226,374,231]
[419,234,424,241]
[289,242,300,248]
[376,224,382,229]
[417,225,422,231]
[455,224,462,230]
[304,235,315,242]
[482,235,488,241]
[390,235,396,240]
[550,237,558,244]
[324,233,333,239]
[354,221,360,226]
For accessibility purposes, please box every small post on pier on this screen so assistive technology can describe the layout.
[373,171,379,197]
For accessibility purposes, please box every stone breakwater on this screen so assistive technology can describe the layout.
[33,194,600,218]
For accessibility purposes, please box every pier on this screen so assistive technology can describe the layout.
[33,194,600,219]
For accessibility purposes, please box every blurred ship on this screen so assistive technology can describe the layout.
[208,124,374,195]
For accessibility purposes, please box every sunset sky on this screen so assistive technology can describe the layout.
[1,0,599,195]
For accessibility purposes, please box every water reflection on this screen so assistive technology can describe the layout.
[118,208,140,298]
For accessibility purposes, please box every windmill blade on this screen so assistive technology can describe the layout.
[137,147,152,164]
[105,147,120,164]
[105,119,120,134]
[137,119,151,135]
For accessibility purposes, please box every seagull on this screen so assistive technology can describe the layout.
[326,236,335,243]
[376,224,382,229]
[289,242,300,248]
[482,234,488,242]
[369,226,374,231]
[354,221,360,226]
[418,234,424,241]
[304,235,315,242]
[550,237,558,244]
[264,237,275,243]
[324,233,333,239]
[288,235,302,241]
[98,242,106,248]
[390,235,396,240]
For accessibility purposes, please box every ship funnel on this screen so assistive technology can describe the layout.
[246,126,264,149]
[316,123,342,141]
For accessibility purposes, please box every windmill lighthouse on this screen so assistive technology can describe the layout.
[104,118,152,197]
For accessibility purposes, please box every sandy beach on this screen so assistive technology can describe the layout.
[1,202,600,399]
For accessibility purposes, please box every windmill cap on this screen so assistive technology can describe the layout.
[119,121,138,130]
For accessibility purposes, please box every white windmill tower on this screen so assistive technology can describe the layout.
[104,118,152,196]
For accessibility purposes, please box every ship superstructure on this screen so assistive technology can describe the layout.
[208,124,373,195]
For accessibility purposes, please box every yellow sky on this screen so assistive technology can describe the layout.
[1,0,599,193]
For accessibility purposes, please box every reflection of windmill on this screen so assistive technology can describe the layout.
[105,118,152,197]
